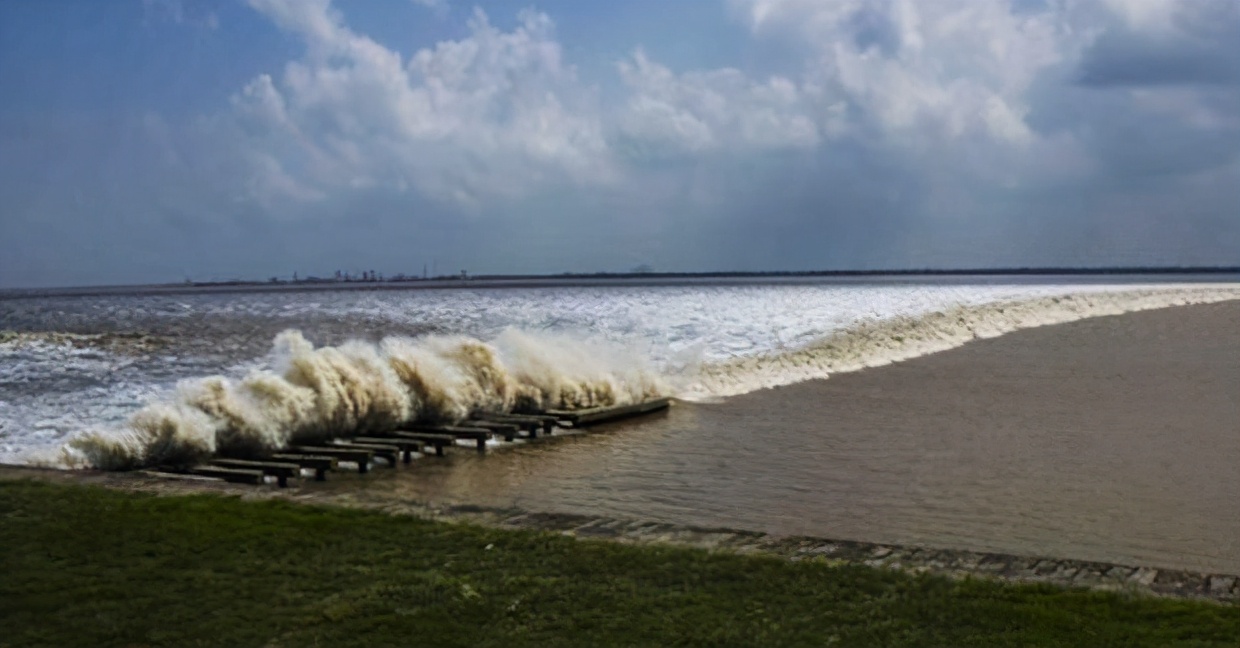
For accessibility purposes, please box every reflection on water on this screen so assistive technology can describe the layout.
[318,304,1240,575]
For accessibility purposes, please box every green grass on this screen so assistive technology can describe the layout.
[1,480,1236,647]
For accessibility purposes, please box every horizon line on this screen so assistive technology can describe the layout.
[4,265,1240,296]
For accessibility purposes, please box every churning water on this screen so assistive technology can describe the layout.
[2,278,1238,469]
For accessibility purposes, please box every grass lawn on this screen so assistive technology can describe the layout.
[1,479,1237,647]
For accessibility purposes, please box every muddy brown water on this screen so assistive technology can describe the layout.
[323,303,1240,574]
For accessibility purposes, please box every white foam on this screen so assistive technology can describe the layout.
[5,282,1240,467]
[58,329,666,469]
[683,285,1240,399]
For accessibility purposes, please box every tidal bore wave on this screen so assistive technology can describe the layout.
[63,329,667,470]
[48,284,1240,469]
[687,286,1240,399]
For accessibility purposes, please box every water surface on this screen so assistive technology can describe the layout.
[326,302,1240,574]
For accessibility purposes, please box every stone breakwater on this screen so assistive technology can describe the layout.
[2,465,1236,604]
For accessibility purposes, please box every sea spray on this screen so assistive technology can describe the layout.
[382,337,481,423]
[41,284,1240,469]
[63,328,668,469]
[277,332,414,438]
[67,402,217,470]
[178,373,315,457]
[494,329,665,411]
[424,336,520,415]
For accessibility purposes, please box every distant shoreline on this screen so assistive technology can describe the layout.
[4,266,1240,300]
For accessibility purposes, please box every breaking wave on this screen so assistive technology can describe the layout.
[686,286,1240,399]
[38,284,1240,469]
[62,329,667,470]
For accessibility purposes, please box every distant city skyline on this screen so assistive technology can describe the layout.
[1,0,1238,288]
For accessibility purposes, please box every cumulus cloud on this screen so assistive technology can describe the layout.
[1058,0,1239,186]
[230,0,1089,209]
[227,0,1234,212]
[729,0,1072,148]
[616,49,821,155]
[1098,0,1180,33]
[233,1,615,206]
[2,0,1237,288]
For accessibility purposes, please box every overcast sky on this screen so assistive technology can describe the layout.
[1,0,1237,287]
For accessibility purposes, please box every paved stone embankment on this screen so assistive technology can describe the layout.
[402,507,1239,604]
[3,464,1236,604]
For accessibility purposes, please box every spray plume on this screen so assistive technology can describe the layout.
[65,329,666,470]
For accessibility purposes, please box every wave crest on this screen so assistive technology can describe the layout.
[64,329,668,470]
[686,287,1240,399]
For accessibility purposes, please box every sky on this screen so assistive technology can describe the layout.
[0,0,1237,287]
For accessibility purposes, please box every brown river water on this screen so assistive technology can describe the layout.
[319,302,1240,575]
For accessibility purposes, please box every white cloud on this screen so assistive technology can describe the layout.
[226,0,1234,225]
[1099,0,1179,33]
[4,0,1238,288]
[731,0,1072,149]
[233,1,614,206]
[231,0,1108,208]
[617,49,820,154]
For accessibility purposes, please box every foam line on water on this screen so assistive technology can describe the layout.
[682,286,1240,399]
